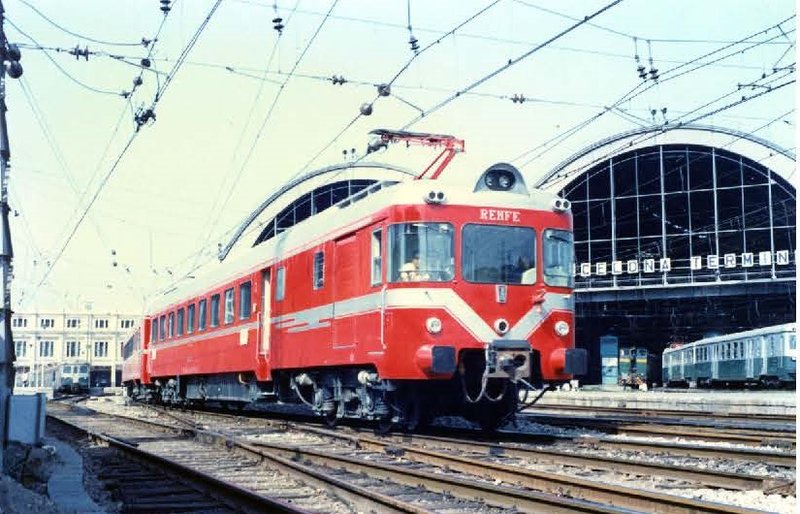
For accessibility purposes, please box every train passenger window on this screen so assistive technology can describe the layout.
[210,294,220,327]
[224,288,235,324]
[790,335,796,350]
[198,299,207,330]
[276,267,286,301]
[168,312,175,338]
[159,315,166,341]
[371,229,382,286]
[313,252,324,290]
[462,224,534,284]
[177,308,185,336]
[150,318,156,342]
[389,223,454,282]
[240,282,252,319]
[543,229,574,288]
[187,304,195,334]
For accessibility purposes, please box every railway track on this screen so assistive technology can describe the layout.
[526,403,796,424]
[516,413,797,449]
[72,401,793,513]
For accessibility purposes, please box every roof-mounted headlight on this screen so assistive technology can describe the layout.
[484,170,515,191]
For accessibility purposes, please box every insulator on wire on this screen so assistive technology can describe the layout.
[160,0,171,14]
[409,34,419,54]
[331,74,346,86]
[273,17,284,35]
[647,40,658,81]
[510,94,526,104]
[359,103,373,116]
[70,46,90,60]
[377,83,391,97]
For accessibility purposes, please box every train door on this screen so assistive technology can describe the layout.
[260,269,271,359]
[333,233,359,348]
[711,344,719,379]
[745,338,754,379]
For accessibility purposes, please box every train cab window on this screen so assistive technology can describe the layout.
[389,223,454,282]
[371,229,383,286]
[276,267,286,301]
[159,315,166,341]
[240,282,252,319]
[543,229,573,287]
[313,252,325,290]
[198,299,207,331]
[210,294,220,327]
[224,288,235,324]
[462,224,534,284]
[177,308,185,336]
[187,304,195,334]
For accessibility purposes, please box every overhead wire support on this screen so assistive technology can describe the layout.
[401,0,625,130]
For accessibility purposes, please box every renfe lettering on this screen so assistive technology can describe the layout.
[479,208,521,222]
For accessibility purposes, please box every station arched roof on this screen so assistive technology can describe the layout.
[220,162,416,261]
[535,124,795,192]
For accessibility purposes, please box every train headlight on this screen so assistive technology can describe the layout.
[493,318,510,335]
[484,170,515,191]
[426,317,442,334]
[554,321,570,337]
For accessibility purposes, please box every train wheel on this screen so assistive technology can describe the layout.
[322,409,338,429]
[374,416,394,435]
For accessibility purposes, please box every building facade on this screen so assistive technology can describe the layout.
[11,312,141,389]
[537,125,796,384]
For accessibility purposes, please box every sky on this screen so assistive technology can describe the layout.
[1,0,795,315]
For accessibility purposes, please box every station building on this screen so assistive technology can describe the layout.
[536,124,796,384]
[11,312,141,389]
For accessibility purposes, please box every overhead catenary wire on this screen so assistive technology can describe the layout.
[400,0,626,130]
[18,0,148,47]
[28,0,223,301]
[512,17,795,169]
[192,0,339,268]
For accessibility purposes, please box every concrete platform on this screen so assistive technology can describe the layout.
[536,386,796,416]
[45,437,107,514]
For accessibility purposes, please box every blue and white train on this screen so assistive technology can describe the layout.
[662,323,796,388]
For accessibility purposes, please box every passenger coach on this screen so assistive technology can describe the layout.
[123,131,586,430]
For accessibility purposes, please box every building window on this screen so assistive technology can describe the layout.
[276,267,285,301]
[210,294,220,327]
[198,299,207,331]
[371,229,382,286]
[187,304,196,334]
[12,318,28,328]
[67,318,81,328]
[39,340,54,358]
[14,341,26,358]
[65,341,81,358]
[224,288,235,324]
[121,319,134,329]
[313,251,325,289]
[94,341,109,358]
[239,282,252,320]
[177,308,185,336]
[40,318,55,329]
[95,319,109,329]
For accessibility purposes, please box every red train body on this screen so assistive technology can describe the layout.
[123,138,585,429]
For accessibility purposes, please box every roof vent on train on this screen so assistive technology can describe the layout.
[474,163,528,195]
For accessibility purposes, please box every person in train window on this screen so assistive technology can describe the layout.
[400,253,429,281]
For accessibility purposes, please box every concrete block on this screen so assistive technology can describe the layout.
[8,393,46,445]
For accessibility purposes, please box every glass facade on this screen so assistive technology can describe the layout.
[561,144,796,289]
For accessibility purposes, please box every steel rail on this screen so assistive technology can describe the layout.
[297,425,784,492]
[526,403,796,423]
[519,414,797,447]
[46,413,307,514]
[47,405,428,514]
[248,430,766,514]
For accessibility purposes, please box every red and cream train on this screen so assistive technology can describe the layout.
[122,131,586,430]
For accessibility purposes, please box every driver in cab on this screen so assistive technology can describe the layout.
[400,253,430,282]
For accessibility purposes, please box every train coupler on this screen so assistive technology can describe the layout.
[485,340,531,382]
